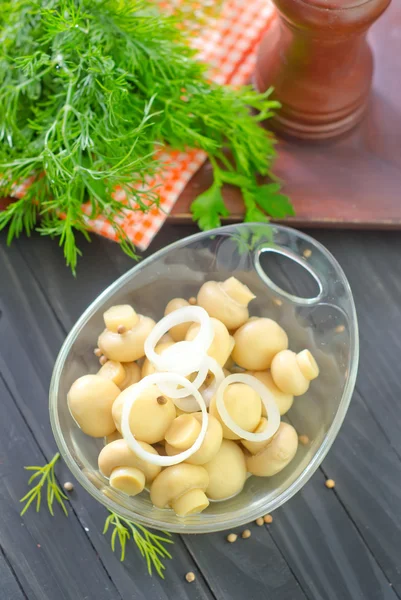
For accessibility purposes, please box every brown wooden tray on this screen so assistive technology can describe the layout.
[171,0,401,228]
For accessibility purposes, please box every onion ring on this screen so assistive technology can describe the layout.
[171,358,225,412]
[144,306,213,373]
[121,372,208,466]
[216,374,280,442]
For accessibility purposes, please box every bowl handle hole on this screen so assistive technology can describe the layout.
[254,247,323,305]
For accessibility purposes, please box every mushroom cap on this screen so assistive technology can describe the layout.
[109,467,145,496]
[164,298,191,341]
[112,383,176,443]
[209,382,262,440]
[271,350,310,396]
[204,439,247,500]
[246,422,298,477]
[197,280,251,331]
[165,413,223,465]
[103,305,139,333]
[232,318,288,371]
[150,463,209,509]
[98,360,126,387]
[98,315,155,362]
[250,371,293,416]
[164,413,202,450]
[68,374,119,437]
[297,349,319,380]
[98,438,161,482]
[241,417,271,455]
[141,341,174,378]
[119,362,141,391]
[185,318,232,366]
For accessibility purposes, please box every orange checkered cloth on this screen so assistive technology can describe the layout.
[17,0,275,250]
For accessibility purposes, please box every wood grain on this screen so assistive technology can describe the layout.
[6,225,401,599]
[171,0,401,229]
[0,237,214,600]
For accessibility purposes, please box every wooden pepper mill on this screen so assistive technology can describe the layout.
[255,0,391,139]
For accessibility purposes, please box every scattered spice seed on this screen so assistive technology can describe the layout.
[273,297,283,307]
[185,572,196,583]
[157,396,167,405]
[335,324,345,333]
[263,514,273,524]
[256,518,264,526]
[94,348,102,357]
[298,434,310,446]
[37,544,41,548]
[63,481,74,492]
[325,479,335,489]
[227,533,237,543]
[117,325,126,334]
[99,355,108,366]
[188,297,197,305]
[303,248,312,258]
[242,529,251,539]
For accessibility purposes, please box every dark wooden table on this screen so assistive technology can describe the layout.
[1,224,401,600]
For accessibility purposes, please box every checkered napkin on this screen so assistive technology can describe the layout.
[14,0,276,250]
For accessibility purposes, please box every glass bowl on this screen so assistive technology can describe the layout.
[50,223,358,534]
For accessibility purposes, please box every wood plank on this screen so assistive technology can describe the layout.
[313,230,401,461]
[0,547,27,600]
[0,234,214,600]
[323,390,401,594]
[0,374,119,600]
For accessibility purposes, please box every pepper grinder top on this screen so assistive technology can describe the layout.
[255,0,391,139]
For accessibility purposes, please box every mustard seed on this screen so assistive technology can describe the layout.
[242,529,251,539]
[298,434,310,446]
[185,572,195,583]
[227,533,237,543]
[94,348,102,357]
[263,514,273,524]
[303,248,312,258]
[256,518,264,526]
[117,325,127,334]
[188,297,197,305]
[63,481,74,492]
[325,479,335,489]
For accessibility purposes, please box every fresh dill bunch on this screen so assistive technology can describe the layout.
[0,0,293,271]
[20,452,69,516]
[103,511,173,577]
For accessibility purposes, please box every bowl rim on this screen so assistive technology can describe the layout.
[50,223,359,533]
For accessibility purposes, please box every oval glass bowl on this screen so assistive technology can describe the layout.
[50,223,358,534]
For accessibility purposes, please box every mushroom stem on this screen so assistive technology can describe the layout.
[221,277,255,305]
[172,489,209,516]
[296,350,319,380]
[110,466,146,496]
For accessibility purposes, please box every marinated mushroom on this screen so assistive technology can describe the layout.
[271,349,319,396]
[150,464,209,516]
[241,417,270,455]
[98,438,161,495]
[204,439,247,500]
[209,382,262,440]
[246,422,298,476]
[164,298,191,341]
[185,317,234,366]
[232,318,288,371]
[119,362,141,390]
[141,341,174,378]
[98,360,126,387]
[103,304,139,333]
[98,315,155,362]
[68,374,120,437]
[165,413,223,465]
[112,383,176,443]
[250,371,293,415]
[197,277,255,330]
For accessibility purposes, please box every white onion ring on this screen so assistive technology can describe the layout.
[216,374,280,442]
[172,358,225,412]
[144,306,213,373]
[121,373,208,466]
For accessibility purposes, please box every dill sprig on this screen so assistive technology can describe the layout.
[103,511,173,578]
[20,452,69,516]
[0,0,292,272]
